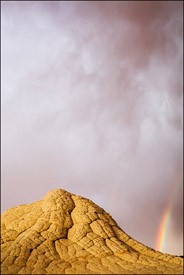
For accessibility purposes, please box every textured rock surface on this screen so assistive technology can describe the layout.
[1,189,183,274]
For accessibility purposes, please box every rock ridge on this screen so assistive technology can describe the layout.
[1,189,183,274]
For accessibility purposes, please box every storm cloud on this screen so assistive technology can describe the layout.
[1,1,183,255]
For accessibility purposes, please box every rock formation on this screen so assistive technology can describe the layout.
[1,189,183,274]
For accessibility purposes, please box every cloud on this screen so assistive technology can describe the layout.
[1,1,183,254]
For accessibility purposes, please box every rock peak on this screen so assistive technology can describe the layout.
[1,189,183,274]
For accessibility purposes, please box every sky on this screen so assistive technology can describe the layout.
[1,1,183,256]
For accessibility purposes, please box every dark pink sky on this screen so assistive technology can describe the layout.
[1,1,183,255]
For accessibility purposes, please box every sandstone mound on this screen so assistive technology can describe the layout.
[1,189,183,274]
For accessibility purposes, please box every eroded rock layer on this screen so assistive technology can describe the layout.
[1,189,183,274]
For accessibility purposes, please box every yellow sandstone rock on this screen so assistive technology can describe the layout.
[1,189,183,274]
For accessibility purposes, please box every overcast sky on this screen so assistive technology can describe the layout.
[1,1,183,255]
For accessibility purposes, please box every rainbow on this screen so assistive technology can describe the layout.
[155,203,172,252]
[155,172,182,253]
